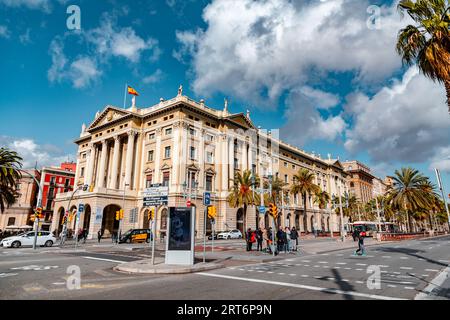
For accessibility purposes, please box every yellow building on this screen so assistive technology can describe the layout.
[52,91,349,239]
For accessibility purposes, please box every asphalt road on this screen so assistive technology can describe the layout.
[1,236,449,300]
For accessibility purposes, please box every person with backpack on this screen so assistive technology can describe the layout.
[354,229,366,256]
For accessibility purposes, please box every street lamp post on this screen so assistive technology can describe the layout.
[435,168,450,232]
[337,185,345,242]
[0,166,44,250]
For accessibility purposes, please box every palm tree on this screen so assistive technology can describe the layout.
[314,189,330,210]
[386,167,430,232]
[0,148,23,213]
[290,168,320,231]
[418,179,441,230]
[227,170,259,234]
[396,0,450,113]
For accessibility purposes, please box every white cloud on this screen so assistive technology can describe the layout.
[143,69,164,84]
[0,136,74,169]
[282,86,346,146]
[175,0,409,106]
[48,38,101,89]
[344,66,450,163]
[47,13,159,89]
[19,28,32,44]
[0,0,67,12]
[429,147,450,173]
[0,25,10,38]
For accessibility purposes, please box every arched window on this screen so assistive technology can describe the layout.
[160,209,168,230]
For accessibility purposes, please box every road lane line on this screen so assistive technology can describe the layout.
[356,263,367,266]
[319,261,328,264]
[425,269,439,272]
[355,281,364,284]
[336,262,347,265]
[302,260,311,262]
[400,267,413,270]
[404,287,415,290]
[356,268,363,271]
[387,285,397,288]
[382,256,391,258]
[81,256,125,264]
[416,265,450,300]
[289,274,296,276]
[400,257,409,260]
[301,275,309,278]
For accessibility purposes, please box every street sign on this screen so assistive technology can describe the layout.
[203,192,211,206]
[143,196,168,207]
[78,204,85,213]
[144,185,169,197]
[258,206,266,214]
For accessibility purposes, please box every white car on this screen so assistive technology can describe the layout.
[0,231,56,248]
[217,229,243,240]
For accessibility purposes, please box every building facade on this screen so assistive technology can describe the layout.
[38,163,76,231]
[0,169,40,232]
[52,92,349,239]
[372,177,388,198]
[342,160,375,204]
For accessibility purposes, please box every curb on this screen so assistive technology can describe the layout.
[114,262,224,274]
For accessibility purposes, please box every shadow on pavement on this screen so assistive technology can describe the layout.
[377,247,448,268]
[331,269,355,300]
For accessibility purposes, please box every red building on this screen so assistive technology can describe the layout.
[38,162,76,231]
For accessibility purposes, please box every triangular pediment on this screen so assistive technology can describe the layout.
[205,167,216,175]
[187,164,200,171]
[226,113,255,129]
[144,168,154,174]
[160,163,172,171]
[88,106,130,131]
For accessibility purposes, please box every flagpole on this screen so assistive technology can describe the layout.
[123,83,128,109]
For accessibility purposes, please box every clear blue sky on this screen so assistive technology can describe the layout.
[0,0,449,195]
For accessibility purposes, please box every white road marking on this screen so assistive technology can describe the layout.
[382,256,391,258]
[416,265,450,300]
[334,266,341,269]
[278,273,285,275]
[341,279,350,282]
[289,274,296,276]
[421,274,429,277]
[314,265,320,268]
[400,257,409,260]
[425,269,439,272]
[356,268,364,271]
[313,276,322,279]
[379,265,389,268]
[336,262,347,265]
[267,272,274,274]
[400,267,413,270]
[301,275,309,278]
[257,270,264,273]
[318,261,328,264]
[404,287,415,290]
[344,267,352,270]
[355,281,364,284]
[82,256,126,264]
[327,277,335,281]
[393,272,401,274]
[304,264,310,267]
[438,260,448,263]
[321,254,329,256]
[418,258,425,261]
[302,260,311,262]
[52,282,65,285]
[0,273,18,278]
[387,285,397,288]
[356,263,367,266]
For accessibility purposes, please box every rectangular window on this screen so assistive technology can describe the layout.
[148,132,155,140]
[205,175,213,192]
[82,153,86,159]
[206,151,214,164]
[162,172,170,187]
[189,127,196,136]
[284,162,288,168]
[7,217,15,226]
[146,175,152,188]
[164,146,171,158]
[234,158,239,169]
[292,164,296,169]
[206,134,214,142]
[190,146,196,160]
[80,167,85,177]
[148,150,154,162]
[16,183,21,190]
[285,174,288,183]
[188,171,196,189]
[165,127,172,135]
[50,177,56,185]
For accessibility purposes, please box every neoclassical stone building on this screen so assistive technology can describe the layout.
[51,91,349,239]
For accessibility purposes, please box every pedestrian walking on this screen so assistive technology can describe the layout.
[276,227,285,253]
[83,229,88,244]
[111,231,116,243]
[97,229,102,243]
[266,227,274,254]
[354,230,366,256]
[290,227,298,251]
[246,228,253,251]
[284,227,291,253]
[256,228,263,251]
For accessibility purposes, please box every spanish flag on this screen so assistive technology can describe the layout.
[127,86,139,96]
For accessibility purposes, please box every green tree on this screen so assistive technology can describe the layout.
[290,168,320,226]
[227,170,259,234]
[386,167,430,232]
[0,148,23,213]
[314,189,330,210]
[396,0,450,113]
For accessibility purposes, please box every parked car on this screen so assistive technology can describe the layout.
[0,231,56,248]
[217,229,243,240]
[119,229,152,244]
[207,231,225,240]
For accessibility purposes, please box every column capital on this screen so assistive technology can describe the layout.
[101,139,108,146]
[113,135,121,143]
[156,128,163,135]
[127,130,137,137]
[173,121,182,129]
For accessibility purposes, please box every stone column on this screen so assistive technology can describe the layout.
[86,143,96,186]
[124,131,136,190]
[97,140,108,188]
[198,129,205,188]
[109,135,121,189]
[228,137,234,186]
[180,123,188,185]
[221,134,228,193]
[242,141,248,172]
[154,128,162,183]
[133,133,141,191]
[73,153,81,187]
[171,122,181,190]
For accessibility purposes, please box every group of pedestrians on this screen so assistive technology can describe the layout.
[245,226,300,254]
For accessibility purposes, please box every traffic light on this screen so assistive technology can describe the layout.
[268,203,278,219]
[116,209,124,221]
[147,208,155,221]
[207,206,217,219]
[61,215,67,225]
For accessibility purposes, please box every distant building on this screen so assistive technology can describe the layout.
[38,162,76,231]
[0,169,40,232]
[372,177,388,198]
[342,160,375,204]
